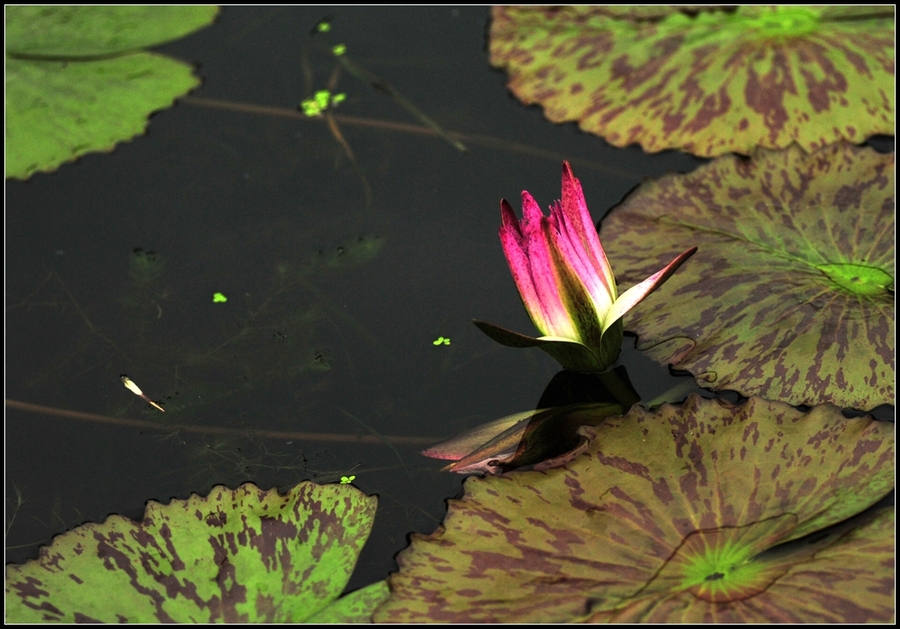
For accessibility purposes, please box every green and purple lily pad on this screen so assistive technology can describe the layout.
[489,6,894,157]
[600,143,894,410]
[375,395,894,622]
[5,482,387,623]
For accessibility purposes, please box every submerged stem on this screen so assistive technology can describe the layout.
[5,399,437,446]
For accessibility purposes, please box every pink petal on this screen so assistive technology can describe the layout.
[560,162,617,299]
[542,209,608,348]
[500,196,578,339]
[605,247,698,331]
[550,200,615,317]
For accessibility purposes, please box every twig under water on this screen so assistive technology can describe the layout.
[181,97,642,180]
[5,399,438,446]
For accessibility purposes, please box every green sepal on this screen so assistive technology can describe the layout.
[473,318,623,373]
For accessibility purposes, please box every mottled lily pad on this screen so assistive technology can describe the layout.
[601,143,894,410]
[5,482,386,623]
[6,6,218,179]
[489,6,894,157]
[375,395,894,623]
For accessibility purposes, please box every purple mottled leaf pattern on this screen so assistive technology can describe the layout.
[5,482,382,623]
[489,6,894,157]
[374,396,893,622]
[590,508,895,622]
[601,143,894,409]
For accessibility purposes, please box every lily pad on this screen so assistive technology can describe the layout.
[5,482,385,623]
[5,6,218,180]
[489,6,894,157]
[600,143,894,410]
[375,395,894,622]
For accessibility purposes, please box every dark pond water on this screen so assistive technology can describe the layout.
[5,7,888,594]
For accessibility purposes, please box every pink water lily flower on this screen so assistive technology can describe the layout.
[475,162,697,373]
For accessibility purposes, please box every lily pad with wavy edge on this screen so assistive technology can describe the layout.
[489,6,894,157]
[5,6,218,180]
[599,143,894,410]
[5,482,387,623]
[374,395,894,623]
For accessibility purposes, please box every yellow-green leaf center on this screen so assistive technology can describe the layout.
[817,263,894,296]
[745,6,820,38]
[678,536,769,602]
